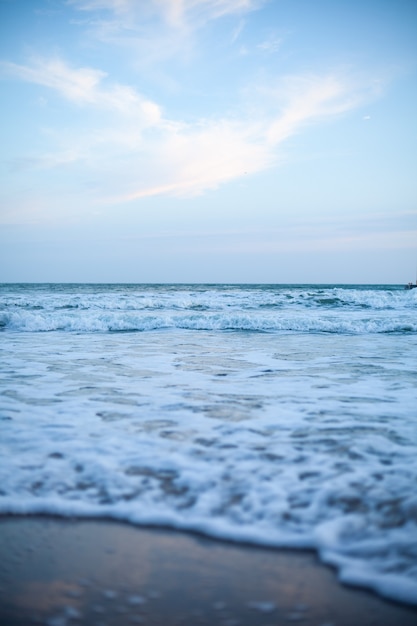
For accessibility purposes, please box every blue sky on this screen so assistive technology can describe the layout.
[1,0,416,283]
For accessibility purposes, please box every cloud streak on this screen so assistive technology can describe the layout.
[69,0,264,25]
[1,58,162,124]
[1,57,377,207]
[2,49,372,217]
[67,0,266,65]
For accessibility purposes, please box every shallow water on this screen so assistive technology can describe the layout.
[1,283,416,606]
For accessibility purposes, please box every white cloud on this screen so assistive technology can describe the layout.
[257,36,282,53]
[65,4,180,69]
[3,58,105,103]
[1,56,374,207]
[67,0,265,60]
[155,0,263,27]
[69,0,263,23]
[67,0,133,13]
[102,72,372,203]
[112,118,272,201]
[264,74,376,145]
[231,18,245,44]
[1,58,162,125]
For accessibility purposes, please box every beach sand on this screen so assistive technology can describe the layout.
[0,516,416,626]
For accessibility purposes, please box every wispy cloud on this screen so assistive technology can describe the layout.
[257,36,282,53]
[67,0,265,64]
[1,56,376,207]
[113,118,272,201]
[265,75,364,144]
[69,0,264,25]
[156,0,264,27]
[1,58,161,124]
[231,18,246,44]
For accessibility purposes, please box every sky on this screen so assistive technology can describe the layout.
[0,0,416,284]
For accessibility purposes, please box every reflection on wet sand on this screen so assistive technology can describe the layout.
[1,516,416,626]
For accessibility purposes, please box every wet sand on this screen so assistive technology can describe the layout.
[0,516,416,626]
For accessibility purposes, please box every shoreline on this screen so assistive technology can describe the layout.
[1,516,416,626]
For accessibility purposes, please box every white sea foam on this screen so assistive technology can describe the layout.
[1,284,415,334]
[1,284,417,607]
[1,308,415,334]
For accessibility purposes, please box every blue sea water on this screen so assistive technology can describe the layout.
[1,283,416,606]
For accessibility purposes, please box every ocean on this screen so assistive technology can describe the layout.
[1,283,416,606]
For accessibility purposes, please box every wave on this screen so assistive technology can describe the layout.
[1,286,416,312]
[1,309,415,334]
[1,283,417,608]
